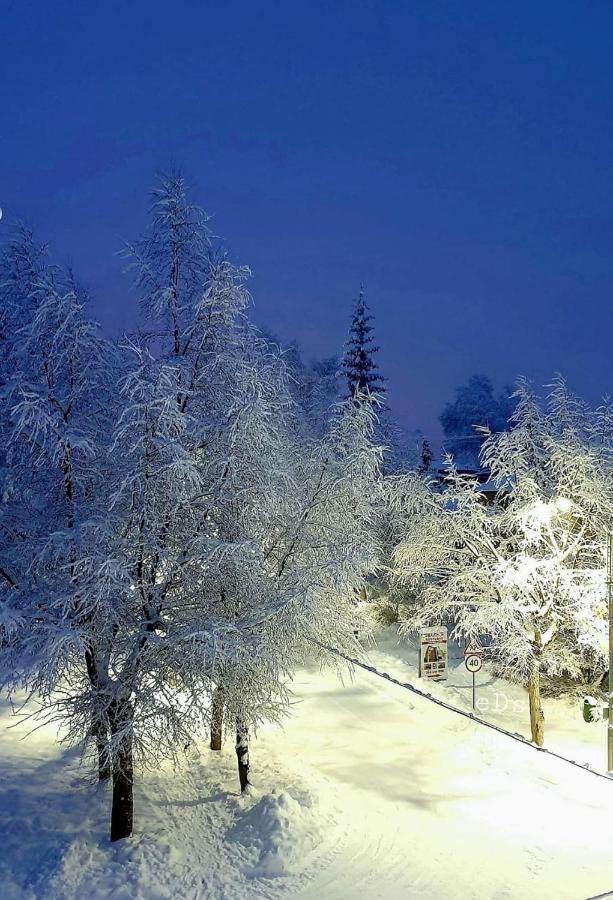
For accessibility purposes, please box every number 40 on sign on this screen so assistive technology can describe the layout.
[465,653,482,673]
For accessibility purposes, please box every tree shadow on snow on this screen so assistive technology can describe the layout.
[0,742,108,896]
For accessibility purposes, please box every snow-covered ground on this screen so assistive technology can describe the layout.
[0,630,612,900]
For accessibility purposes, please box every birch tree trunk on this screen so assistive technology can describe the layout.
[235,720,250,793]
[210,686,224,751]
[109,700,134,841]
[527,660,545,746]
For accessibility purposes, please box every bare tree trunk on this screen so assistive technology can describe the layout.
[84,648,111,782]
[92,716,111,782]
[527,661,544,746]
[109,700,134,842]
[235,720,250,793]
[210,687,223,751]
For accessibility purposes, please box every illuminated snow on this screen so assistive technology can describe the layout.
[0,632,611,899]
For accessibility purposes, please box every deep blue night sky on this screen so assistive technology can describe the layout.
[2,0,613,440]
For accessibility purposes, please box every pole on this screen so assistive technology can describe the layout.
[472,670,476,710]
[607,531,613,774]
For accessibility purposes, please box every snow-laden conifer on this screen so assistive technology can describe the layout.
[341,285,385,401]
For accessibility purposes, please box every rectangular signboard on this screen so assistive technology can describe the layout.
[419,626,448,681]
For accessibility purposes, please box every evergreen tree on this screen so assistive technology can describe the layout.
[341,285,385,402]
[419,439,433,473]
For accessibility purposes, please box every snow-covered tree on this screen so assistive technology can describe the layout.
[341,285,385,402]
[0,243,121,791]
[0,173,386,845]
[123,169,212,357]
[440,374,516,470]
[301,355,341,435]
[391,377,613,745]
[186,338,384,790]
[260,332,340,437]
[0,225,49,475]
[0,208,239,842]
[123,175,385,801]
[419,439,433,473]
[93,340,228,839]
[0,225,50,602]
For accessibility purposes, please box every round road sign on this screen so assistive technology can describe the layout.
[465,654,483,673]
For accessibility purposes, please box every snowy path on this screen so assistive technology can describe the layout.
[255,650,613,900]
[0,641,612,899]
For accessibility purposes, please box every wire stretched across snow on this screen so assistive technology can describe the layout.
[316,641,613,784]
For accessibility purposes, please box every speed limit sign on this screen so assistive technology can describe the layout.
[465,654,483,673]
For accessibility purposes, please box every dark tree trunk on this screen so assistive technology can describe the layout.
[235,720,250,793]
[84,648,111,782]
[210,687,224,751]
[109,700,134,842]
[92,716,111,782]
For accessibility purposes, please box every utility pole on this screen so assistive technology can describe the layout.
[608,532,613,773]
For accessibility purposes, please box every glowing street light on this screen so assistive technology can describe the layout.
[527,496,572,527]
[554,496,572,514]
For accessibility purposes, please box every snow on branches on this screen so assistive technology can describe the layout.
[0,175,385,841]
[390,377,613,745]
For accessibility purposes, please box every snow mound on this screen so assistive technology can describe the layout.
[230,786,323,878]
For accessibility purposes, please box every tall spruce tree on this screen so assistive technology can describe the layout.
[341,285,385,402]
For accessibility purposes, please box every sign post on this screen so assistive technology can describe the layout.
[464,640,484,709]
[419,627,448,681]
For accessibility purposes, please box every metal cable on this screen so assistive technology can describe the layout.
[316,641,613,784]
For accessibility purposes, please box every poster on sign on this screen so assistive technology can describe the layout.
[419,626,448,681]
